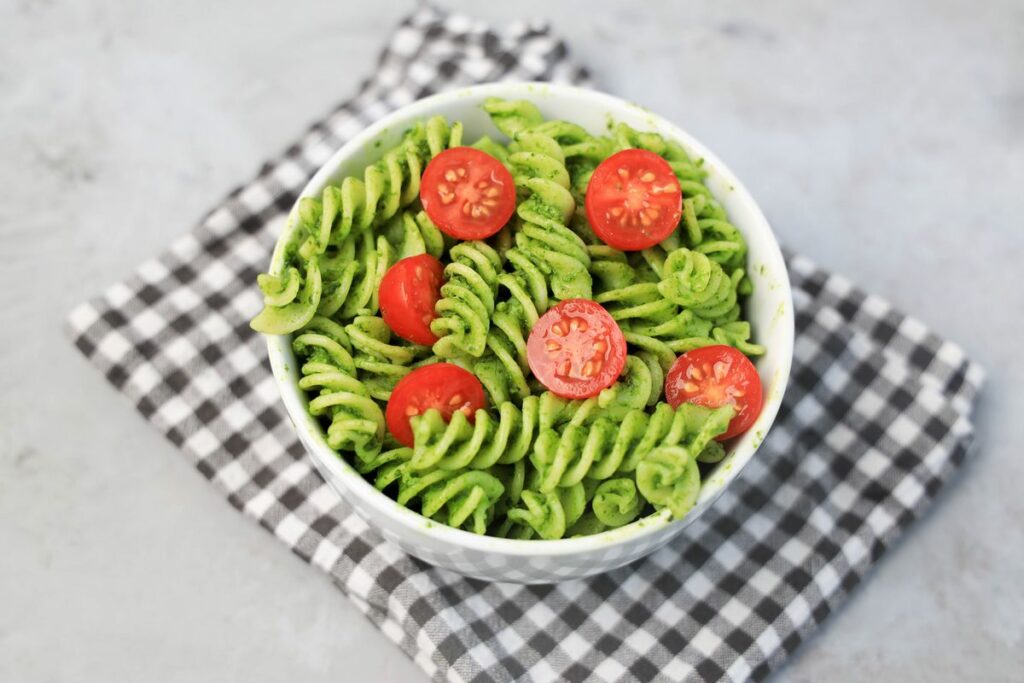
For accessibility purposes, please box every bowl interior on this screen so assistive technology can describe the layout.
[267,82,793,554]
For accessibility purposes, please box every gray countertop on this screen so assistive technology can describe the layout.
[2,0,1021,680]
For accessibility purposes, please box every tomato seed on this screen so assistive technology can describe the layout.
[689,365,703,380]
[405,406,419,417]
[582,361,595,377]
[545,341,561,352]
[640,171,655,182]
[713,361,730,381]
[448,394,463,406]
[562,318,587,332]
[683,382,699,393]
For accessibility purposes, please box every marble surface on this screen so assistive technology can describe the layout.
[1,0,1021,680]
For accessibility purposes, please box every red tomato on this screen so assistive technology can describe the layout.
[420,147,516,240]
[385,363,487,447]
[378,254,445,346]
[526,299,627,399]
[665,345,763,441]
[585,148,683,251]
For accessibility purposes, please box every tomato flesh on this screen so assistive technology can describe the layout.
[378,254,445,346]
[664,345,763,441]
[420,147,516,240]
[385,363,487,447]
[585,148,682,251]
[526,299,627,399]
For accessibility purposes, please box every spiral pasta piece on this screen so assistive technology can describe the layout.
[532,414,617,492]
[356,448,505,535]
[508,132,592,300]
[588,245,638,294]
[636,446,701,519]
[380,210,445,261]
[483,99,591,301]
[711,321,766,357]
[251,116,464,333]
[635,403,734,519]
[293,316,384,462]
[345,315,421,400]
[506,481,586,540]
[481,98,544,138]
[596,282,676,329]
[252,214,323,334]
[431,241,502,358]
[474,246,551,406]
[409,396,539,472]
[533,119,615,205]
[680,199,747,272]
[658,248,741,322]
[592,478,643,528]
[596,355,661,409]
[354,446,412,491]
[420,470,505,535]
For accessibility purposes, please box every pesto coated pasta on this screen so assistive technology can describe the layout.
[252,98,764,539]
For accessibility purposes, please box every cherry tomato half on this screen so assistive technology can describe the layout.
[378,254,445,346]
[585,148,683,251]
[385,363,487,447]
[526,299,627,399]
[420,147,516,240]
[664,345,763,441]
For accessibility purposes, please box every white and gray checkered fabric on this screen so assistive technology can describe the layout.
[65,5,984,682]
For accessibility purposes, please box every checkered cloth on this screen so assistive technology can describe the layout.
[66,5,984,682]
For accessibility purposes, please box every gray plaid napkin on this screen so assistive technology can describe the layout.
[65,5,984,682]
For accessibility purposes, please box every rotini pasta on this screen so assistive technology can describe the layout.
[251,117,464,334]
[431,240,502,358]
[409,396,539,471]
[253,98,765,539]
[293,316,385,462]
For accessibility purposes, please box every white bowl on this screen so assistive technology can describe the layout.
[267,82,793,583]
